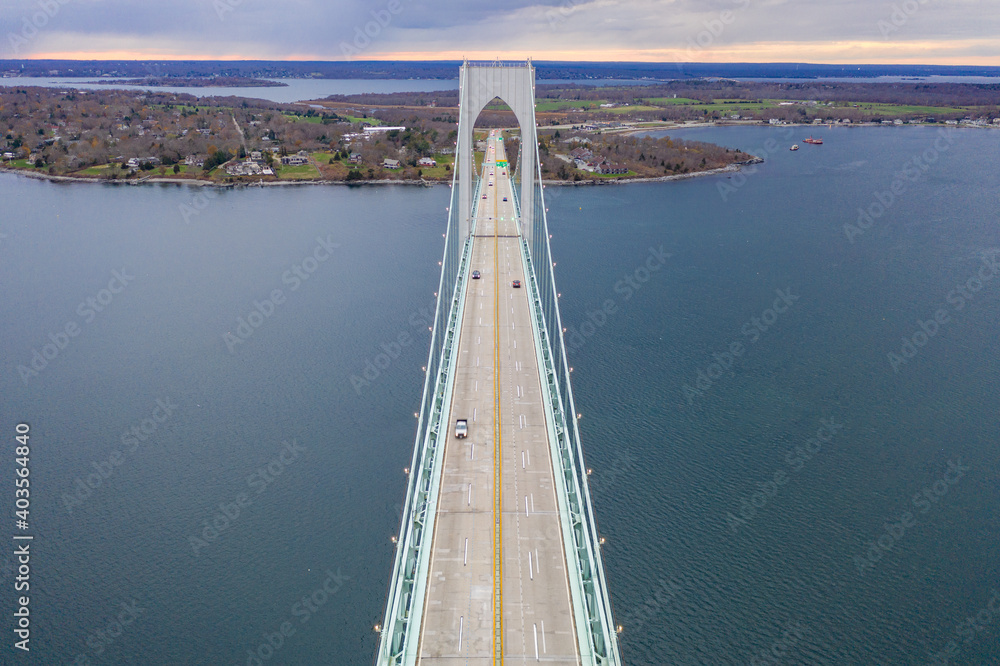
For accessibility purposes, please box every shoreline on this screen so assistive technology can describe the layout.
[0,163,751,188]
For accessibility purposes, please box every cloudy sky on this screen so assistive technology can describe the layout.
[2,0,997,64]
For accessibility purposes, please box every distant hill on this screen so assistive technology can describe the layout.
[3,59,1000,81]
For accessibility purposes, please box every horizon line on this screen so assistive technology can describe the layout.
[3,56,1000,69]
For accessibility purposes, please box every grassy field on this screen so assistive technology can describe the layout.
[644,97,700,105]
[536,99,611,112]
[283,113,324,124]
[693,99,783,112]
[605,105,662,114]
[832,102,968,116]
[344,116,382,125]
[311,151,337,163]
[275,163,321,180]
[592,170,637,178]
[417,153,455,179]
[74,164,114,176]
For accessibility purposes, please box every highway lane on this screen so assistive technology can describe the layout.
[417,131,580,665]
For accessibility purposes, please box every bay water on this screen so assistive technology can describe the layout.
[1,125,998,664]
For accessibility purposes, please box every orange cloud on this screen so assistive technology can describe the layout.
[26,39,1000,66]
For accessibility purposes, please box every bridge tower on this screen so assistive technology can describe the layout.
[456,59,538,248]
[377,59,621,666]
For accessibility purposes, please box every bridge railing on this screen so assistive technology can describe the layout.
[376,161,472,666]
[518,144,623,665]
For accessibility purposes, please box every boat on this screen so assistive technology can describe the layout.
[803,137,823,145]
[790,144,799,151]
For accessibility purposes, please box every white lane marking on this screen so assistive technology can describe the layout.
[529,550,533,580]
[535,549,540,575]
[526,450,531,467]
[473,407,477,422]
[479,317,482,325]
[541,620,547,653]
[475,380,478,392]
[459,616,464,652]
[477,336,481,345]
[471,444,475,461]
[531,494,535,513]
[514,340,517,349]
[525,495,529,517]
[464,538,468,566]
[533,624,539,661]
[476,356,480,367]
[521,451,525,469]
[468,483,472,506]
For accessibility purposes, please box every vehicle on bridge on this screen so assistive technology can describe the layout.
[512,280,521,288]
[472,270,481,279]
[455,419,468,439]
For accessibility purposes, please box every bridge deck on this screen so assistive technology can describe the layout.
[416,133,580,664]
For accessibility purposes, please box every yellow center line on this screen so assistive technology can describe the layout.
[491,136,504,666]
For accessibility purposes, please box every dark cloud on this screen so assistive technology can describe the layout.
[0,0,996,61]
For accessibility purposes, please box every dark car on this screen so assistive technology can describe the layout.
[472,270,481,279]
[502,197,508,202]
[512,280,521,288]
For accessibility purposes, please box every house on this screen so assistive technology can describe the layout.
[569,147,593,161]
[363,125,406,136]
[599,162,628,175]
[126,158,140,169]
[417,157,437,167]
[383,158,401,169]
[185,155,205,168]
[250,151,262,161]
[281,151,309,166]
[349,152,362,164]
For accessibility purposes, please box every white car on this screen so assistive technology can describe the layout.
[455,419,468,438]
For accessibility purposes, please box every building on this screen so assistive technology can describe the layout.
[363,126,406,136]
[349,152,362,164]
[417,157,437,167]
[383,158,401,169]
[281,151,310,166]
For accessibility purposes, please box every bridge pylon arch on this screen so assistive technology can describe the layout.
[457,59,537,248]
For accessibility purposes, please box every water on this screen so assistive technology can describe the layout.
[0,77,666,103]
[1,126,999,664]
[0,77,460,103]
